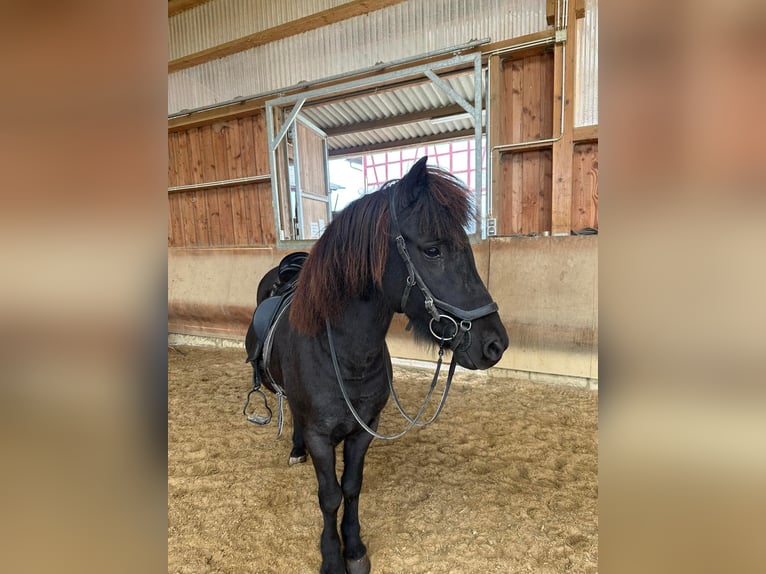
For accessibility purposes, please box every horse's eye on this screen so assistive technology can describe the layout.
[423,246,441,259]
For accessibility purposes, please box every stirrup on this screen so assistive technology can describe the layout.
[243,385,273,425]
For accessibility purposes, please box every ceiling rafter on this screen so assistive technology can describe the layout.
[168,0,213,18]
[169,0,407,73]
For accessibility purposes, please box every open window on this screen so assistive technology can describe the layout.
[266,52,487,246]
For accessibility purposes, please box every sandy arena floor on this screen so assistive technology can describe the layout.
[168,346,598,573]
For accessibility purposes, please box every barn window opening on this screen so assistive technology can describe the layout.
[265,52,487,246]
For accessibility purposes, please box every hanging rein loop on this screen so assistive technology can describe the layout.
[327,319,471,441]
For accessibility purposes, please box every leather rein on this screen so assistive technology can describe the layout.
[327,185,499,440]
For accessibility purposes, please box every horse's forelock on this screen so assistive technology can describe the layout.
[411,167,473,240]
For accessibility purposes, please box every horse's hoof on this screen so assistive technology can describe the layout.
[288,454,307,465]
[345,554,371,574]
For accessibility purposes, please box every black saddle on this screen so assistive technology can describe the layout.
[245,251,308,366]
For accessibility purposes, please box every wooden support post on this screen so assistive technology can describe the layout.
[551,0,577,235]
[488,54,503,234]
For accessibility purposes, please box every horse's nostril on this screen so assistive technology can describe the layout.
[483,338,505,362]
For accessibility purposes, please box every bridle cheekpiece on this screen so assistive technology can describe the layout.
[388,185,499,346]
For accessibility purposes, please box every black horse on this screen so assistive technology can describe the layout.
[246,157,508,574]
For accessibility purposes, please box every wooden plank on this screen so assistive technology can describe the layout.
[574,124,598,143]
[546,0,585,25]
[169,0,407,73]
[540,51,555,141]
[571,143,598,231]
[187,128,210,246]
[168,193,185,247]
[522,54,542,142]
[174,129,192,186]
[499,154,522,234]
[255,183,276,245]
[488,54,503,231]
[538,53,554,234]
[223,121,247,245]
[550,0,577,235]
[298,122,328,197]
[168,131,182,188]
[541,148,553,233]
[521,150,539,233]
[169,99,267,132]
[200,124,222,246]
[167,198,174,246]
[168,0,212,18]
[175,134,197,245]
[177,190,198,246]
[212,121,236,246]
[239,116,261,245]
[252,111,270,175]
[167,133,184,245]
[509,59,523,144]
[229,118,250,246]
[251,111,276,244]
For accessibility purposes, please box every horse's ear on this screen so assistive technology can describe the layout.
[400,156,429,198]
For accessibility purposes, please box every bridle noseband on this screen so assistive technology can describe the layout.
[388,186,499,347]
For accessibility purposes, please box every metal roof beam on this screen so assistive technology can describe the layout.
[321,104,467,137]
[327,129,476,158]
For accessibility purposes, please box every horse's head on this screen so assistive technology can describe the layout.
[383,157,509,370]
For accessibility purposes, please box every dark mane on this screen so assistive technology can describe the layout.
[289,165,473,336]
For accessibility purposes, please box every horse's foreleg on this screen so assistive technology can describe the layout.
[289,414,308,465]
[340,426,376,574]
[305,433,345,574]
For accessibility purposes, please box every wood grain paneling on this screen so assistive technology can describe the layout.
[296,121,329,239]
[297,122,328,198]
[571,143,598,231]
[167,110,275,247]
[500,149,552,235]
[494,51,555,235]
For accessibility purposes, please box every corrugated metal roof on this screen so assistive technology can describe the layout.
[575,0,598,127]
[169,0,356,61]
[167,0,599,155]
[168,0,546,114]
[297,69,484,155]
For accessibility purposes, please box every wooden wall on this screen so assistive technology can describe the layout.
[168,112,275,247]
[494,52,554,235]
[296,121,329,239]
[571,142,598,231]
[491,48,599,235]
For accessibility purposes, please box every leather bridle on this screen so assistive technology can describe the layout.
[324,185,502,441]
[388,186,499,347]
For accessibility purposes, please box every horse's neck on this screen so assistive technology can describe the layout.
[328,296,393,373]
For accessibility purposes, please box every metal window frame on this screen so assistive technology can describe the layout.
[266,52,486,248]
